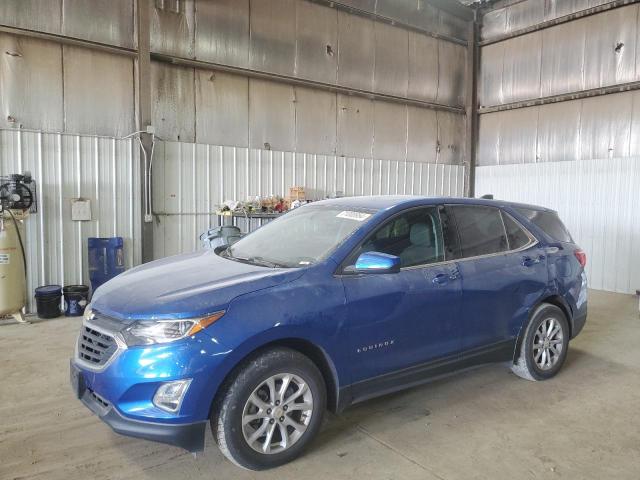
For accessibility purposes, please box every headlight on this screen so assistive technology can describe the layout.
[84,304,94,321]
[121,311,225,346]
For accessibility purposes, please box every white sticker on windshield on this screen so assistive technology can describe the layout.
[336,211,371,222]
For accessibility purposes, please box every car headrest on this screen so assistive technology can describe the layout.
[410,223,431,247]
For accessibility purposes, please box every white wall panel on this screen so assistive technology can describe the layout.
[0,0,61,35]
[337,12,375,92]
[481,4,640,106]
[196,70,249,147]
[294,87,337,155]
[195,0,248,66]
[0,129,141,311]
[63,46,135,137]
[63,0,135,49]
[481,0,612,41]
[408,32,439,103]
[0,34,63,132]
[373,102,407,162]
[477,90,640,166]
[249,80,295,151]
[152,0,195,58]
[476,159,640,294]
[407,106,438,164]
[437,41,466,107]
[152,140,465,258]
[151,62,195,142]
[249,0,296,76]
[373,22,409,98]
[295,1,338,84]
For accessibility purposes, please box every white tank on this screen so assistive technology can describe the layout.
[0,213,26,316]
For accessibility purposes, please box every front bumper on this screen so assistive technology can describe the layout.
[71,360,207,452]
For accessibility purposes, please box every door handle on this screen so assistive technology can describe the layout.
[432,273,449,285]
[522,255,544,267]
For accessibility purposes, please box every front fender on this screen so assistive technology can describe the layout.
[196,267,349,418]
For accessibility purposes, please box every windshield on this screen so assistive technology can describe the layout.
[221,206,373,268]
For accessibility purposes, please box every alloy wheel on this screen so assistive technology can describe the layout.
[532,317,564,370]
[242,373,314,454]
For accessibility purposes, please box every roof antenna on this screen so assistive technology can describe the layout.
[480,194,494,199]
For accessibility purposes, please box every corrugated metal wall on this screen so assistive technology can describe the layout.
[148,0,469,258]
[480,3,640,107]
[476,158,640,294]
[152,140,466,258]
[149,0,468,157]
[0,0,471,311]
[0,33,135,136]
[481,0,614,41]
[477,0,640,294]
[0,129,141,310]
[477,90,640,166]
[152,63,467,163]
[0,0,136,48]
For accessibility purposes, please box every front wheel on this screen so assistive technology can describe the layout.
[512,304,570,381]
[212,347,326,470]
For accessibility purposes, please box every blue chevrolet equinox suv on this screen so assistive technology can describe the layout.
[71,196,588,470]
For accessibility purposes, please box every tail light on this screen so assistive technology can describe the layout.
[574,249,587,268]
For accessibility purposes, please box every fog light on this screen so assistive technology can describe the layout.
[153,379,192,413]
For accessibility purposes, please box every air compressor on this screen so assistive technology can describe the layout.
[0,173,36,323]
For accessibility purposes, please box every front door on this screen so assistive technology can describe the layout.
[340,206,463,396]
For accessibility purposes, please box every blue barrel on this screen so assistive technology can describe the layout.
[88,237,125,292]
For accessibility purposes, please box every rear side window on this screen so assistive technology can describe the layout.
[501,211,532,250]
[449,206,508,257]
[516,208,573,243]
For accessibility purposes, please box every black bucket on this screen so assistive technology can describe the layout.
[35,285,62,319]
[63,285,90,317]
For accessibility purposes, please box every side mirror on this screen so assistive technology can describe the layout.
[214,245,229,254]
[345,252,401,274]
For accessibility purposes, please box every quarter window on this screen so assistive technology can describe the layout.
[501,211,531,250]
[516,208,573,243]
[450,206,508,258]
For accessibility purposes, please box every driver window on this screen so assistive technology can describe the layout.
[354,207,445,268]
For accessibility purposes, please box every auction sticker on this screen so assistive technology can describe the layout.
[0,254,9,265]
[337,211,371,222]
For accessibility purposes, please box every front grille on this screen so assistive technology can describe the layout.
[78,326,118,367]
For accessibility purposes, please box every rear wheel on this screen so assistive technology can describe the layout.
[512,304,570,381]
[212,347,326,470]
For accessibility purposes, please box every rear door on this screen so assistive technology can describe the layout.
[447,205,548,353]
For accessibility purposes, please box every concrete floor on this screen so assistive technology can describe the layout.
[1,289,639,480]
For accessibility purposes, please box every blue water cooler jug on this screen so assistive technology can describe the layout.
[88,237,125,292]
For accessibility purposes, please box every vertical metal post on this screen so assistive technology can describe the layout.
[464,14,479,198]
[136,0,154,262]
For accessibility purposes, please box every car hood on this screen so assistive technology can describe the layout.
[90,249,305,322]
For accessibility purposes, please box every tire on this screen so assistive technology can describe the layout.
[212,347,326,470]
[512,303,570,381]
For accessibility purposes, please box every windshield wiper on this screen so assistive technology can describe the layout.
[222,250,287,268]
[246,256,288,268]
